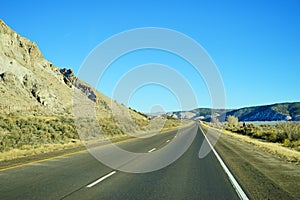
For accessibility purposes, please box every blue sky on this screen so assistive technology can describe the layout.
[1,0,299,112]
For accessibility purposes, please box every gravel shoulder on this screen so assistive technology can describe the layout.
[202,124,300,200]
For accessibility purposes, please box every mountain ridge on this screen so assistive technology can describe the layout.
[167,102,300,122]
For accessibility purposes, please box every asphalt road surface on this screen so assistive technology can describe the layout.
[0,123,243,200]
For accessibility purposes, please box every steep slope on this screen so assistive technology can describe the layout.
[0,19,73,114]
[0,19,182,158]
[0,19,148,128]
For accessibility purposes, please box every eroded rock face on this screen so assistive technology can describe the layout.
[30,83,58,107]
[73,79,97,102]
[0,20,43,66]
[59,68,97,102]
[0,72,16,83]
[0,20,71,113]
[0,19,101,114]
[60,68,75,88]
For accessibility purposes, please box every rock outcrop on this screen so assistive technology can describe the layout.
[0,19,102,115]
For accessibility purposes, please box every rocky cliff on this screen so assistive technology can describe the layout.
[0,19,146,124]
[0,19,74,114]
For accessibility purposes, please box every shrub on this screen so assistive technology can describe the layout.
[0,114,79,152]
[223,121,300,150]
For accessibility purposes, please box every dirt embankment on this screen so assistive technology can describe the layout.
[202,124,300,200]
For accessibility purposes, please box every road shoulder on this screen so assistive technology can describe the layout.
[202,124,300,200]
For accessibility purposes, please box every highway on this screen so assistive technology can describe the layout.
[0,123,243,200]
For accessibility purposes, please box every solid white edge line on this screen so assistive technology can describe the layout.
[148,148,156,153]
[199,126,249,200]
[86,171,116,188]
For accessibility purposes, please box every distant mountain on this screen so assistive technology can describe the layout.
[220,102,300,122]
[167,108,229,121]
[167,102,300,122]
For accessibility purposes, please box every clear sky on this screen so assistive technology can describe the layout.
[1,0,299,112]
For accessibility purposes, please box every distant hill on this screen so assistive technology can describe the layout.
[167,102,300,122]
[167,108,229,121]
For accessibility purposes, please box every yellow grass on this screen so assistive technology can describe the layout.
[0,120,192,162]
[201,122,300,163]
[0,142,82,162]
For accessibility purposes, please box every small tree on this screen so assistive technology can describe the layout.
[227,115,239,128]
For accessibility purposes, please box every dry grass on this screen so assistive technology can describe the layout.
[201,122,300,163]
[0,113,184,161]
[0,142,82,161]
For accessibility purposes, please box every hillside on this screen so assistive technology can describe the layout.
[219,102,300,122]
[0,20,70,115]
[0,19,173,155]
[167,108,228,121]
[0,19,146,117]
[167,102,300,122]
[0,19,139,118]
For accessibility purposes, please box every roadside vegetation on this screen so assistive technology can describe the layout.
[209,116,300,151]
[0,113,182,161]
[0,114,78,153]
